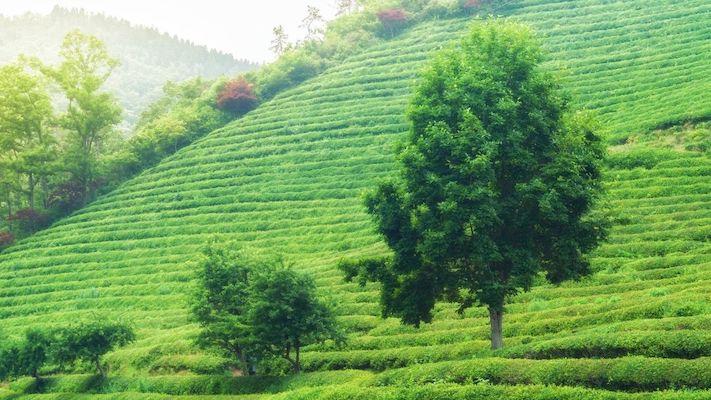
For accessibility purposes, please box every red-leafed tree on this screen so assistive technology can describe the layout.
[377,8,409,38]
[0,231,13,250]
[216,77,259,116]
[461,0,486,12]
[47,180,88,215]
[7,208,50,236]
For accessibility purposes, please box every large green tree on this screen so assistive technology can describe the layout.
[0,64,55,212]
[340,21,608,349]
[37,30,122,202]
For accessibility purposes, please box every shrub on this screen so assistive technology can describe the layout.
[0,230,13,250]
[0,329,54,380]
[376,357,711,391]
[377,8,409,37]
[6,208,50,236]
[216,77,259,116]
[255,50,323,99]
[500,331,711,359]
[461,0,482,9]
[46,180,87,215]
[605,148,687,169]
[53,321,135,376]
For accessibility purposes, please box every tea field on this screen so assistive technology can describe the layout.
[0,0,710,398]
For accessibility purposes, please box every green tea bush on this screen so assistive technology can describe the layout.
[376,357,711,391]
[501,331,711,359]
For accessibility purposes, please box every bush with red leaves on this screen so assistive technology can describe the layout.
[47,180,86,214]
[377,8,409,37]
[216,77,259,116]
[461,0,489,13]
[7,208,51,235]
[0,231,13,250]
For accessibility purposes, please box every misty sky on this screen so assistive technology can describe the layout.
[0,0,339,63]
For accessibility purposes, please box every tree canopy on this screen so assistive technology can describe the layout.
[38,30,123,202]
[52,321,135,376]
[191,245,342,374]
[340,20,608,349]
[248,265,343,373]
[0,64,55,213]
[191,245,258,373]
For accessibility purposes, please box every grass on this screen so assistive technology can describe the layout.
[0,0,709,398]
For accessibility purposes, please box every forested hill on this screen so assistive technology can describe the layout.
[0,6,258,130]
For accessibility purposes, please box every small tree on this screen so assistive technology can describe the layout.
[0,329,54,380]
[247,266,342,373]
[300,6,325,42]
[335,0,359,16]
[0,342,20,381]
[190,245,257,374]
[53,321,134,376]
[192,245,343,375]
[270,25,290,56]
[340,21,608,350]
[377,8,409,38]
[216,77,259,116]
[18,329,53,378]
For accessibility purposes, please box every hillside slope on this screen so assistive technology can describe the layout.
[0,6,257,129]
[0,0,709,398]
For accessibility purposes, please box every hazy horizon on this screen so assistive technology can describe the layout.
[0,0,338,63]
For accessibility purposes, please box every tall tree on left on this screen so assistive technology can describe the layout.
[0,64,56,215]
[34,30,122,204]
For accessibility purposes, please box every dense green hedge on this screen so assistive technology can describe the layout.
[376,357,711,391]
[8,370,373,396]
[500,331,711,359]
[3,383,710,400]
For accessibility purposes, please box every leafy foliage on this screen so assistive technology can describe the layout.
[37,30,123,202]
[190,245,258,373]
[248,266,343,373]
[341,21,608,349]
[0,1,708,397]
[216,78,259,116]
[6,208,50,237]
[0,6,256,129]
[0,329,53,380]
[52,321,135,375]
[0,63,55,225]
[377,9,410,37]
[0,231,13,250]
[190,245,342,374]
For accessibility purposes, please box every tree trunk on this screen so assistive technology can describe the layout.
[95,357,104,376]
[28,173,35,208]
[7,190,12,218]
[40,176,49,209]
[488,307,504,350]
[294,343,301,374]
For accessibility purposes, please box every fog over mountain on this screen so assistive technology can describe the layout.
[0,6,258,130]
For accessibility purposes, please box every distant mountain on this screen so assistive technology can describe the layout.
[0,6,258,131]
